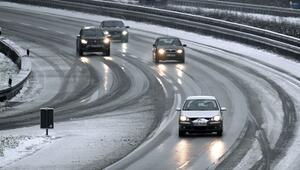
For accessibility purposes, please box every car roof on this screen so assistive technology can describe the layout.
[101,20,124,23]
[157,36,179,39]
[82,26,99,30]
[186,96,217,100]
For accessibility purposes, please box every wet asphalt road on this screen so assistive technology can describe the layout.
[0,3,298,170]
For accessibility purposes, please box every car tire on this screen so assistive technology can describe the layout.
[104,48,110,56]
[78,48,83,56]
[154,54,159,63]
[179,130,186,137]
[180,56,185,63]
[122,37,128,43]
[216,130,223,136]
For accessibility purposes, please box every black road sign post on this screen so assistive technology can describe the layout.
[40,108,54,136]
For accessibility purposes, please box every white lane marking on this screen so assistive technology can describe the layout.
[165,78,173,84]
[173,86,178,91]
[177,161,190,170]
[1,19,11,22]
[176,93,182,108]
[130,55,138,59]
[38,26,48,31]
[156,76,168,98]
[20,22,30,26]
[55,31,64,35]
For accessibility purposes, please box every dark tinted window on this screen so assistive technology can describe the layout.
[81,28,103,37]
[102,21,124,27]
[183,99,219,111]
[157,38,182,46]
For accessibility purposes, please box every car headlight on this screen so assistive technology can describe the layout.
[158,49,165,55]
[104,31,109,35]
[180,115,189,122]
[81,39,88,44]
[122,30,128,36]
[176,49,183,54]
[103,37,110,44]
[212,115,221,121]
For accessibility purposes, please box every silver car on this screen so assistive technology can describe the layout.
[178,96,226,137]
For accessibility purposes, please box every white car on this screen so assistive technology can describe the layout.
[178,96,226,137]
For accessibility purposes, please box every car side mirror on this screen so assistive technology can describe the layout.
[183,44,187,47]
[153,44,156,47]
[221,107,227,111]
[176,108,181,111]
[126,26,130,28]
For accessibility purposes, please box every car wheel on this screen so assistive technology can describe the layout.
[154,54,159,63]
[180,56,185,63]
[78,48,83,56]
[104,48,110,56]
[122,37,128,43]
[216,130,223,136]
[179,130,186,137]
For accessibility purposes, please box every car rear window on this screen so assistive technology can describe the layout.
[82,29,103,37]
[183,99,219,111]
[157,38,182,46]
[102,21,124,27]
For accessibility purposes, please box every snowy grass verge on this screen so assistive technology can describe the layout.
[166,4,300,38]
[0,135,53,168]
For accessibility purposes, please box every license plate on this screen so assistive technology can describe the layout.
[167,54,176,57]
[193,122,207,126]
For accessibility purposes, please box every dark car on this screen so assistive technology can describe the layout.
[100,20,129,43]
[152,37,186,63]
[76,26,110,56]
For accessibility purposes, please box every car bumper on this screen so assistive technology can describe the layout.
[179,121,222,133]
[80,45,109,52]
[110,34,128,41]
[157,53,184,60]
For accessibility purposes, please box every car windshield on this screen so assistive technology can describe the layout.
[82,28,103,37]
[182,99,219,111]
[102,21,124,28]
[157,38,182,46]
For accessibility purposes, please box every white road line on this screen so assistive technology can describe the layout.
[55,31,64,35]
[165,78,173,84]
[130,55,138,59]
[173,86,178,91]
[156,76,168,98]
[176,93,182,108]
[20,22,30,26]
[38,26,48,31]
[177,161,190,170]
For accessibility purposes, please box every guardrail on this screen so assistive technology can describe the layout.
[0,35,31,102]
[169,0,300,17]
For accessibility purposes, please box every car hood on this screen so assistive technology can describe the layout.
[103,27,126,31]
[81,36,103,39]
[181,110,220,118]
[157,45,182,49]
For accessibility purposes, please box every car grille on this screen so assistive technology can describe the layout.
[109,31,121,36]
[87,39,102,45]
[189,117,211,121]
[165,49,176,53]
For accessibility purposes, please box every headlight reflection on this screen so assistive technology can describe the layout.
[80,57,89,63]
[174,140,190,169]
[209,140,225,163]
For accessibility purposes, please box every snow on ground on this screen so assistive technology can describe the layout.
[0,52,18,89]
[0,2,300,169]
[233,138,263,170]
[167,4,300,26]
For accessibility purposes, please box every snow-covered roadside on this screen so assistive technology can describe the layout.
[167,4,300,26]
[0,52,18,89]
[0,107,155,169]
[0,2,300,169]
